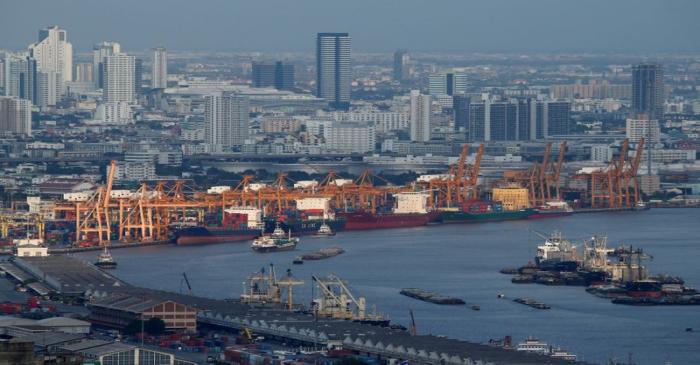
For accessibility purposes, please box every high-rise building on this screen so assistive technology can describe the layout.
[93,42,121,89]
[252,61,295,90]
[27,26,72,94]
[626,117,660,144]
[410,90,431,142]
[103,54,135,103]
[631,63,664,120]
[2,54,35,100]
[151,47,167,89]
[74,62,93,82]
[35,71,60,107]
[316,33,351,110]
[134,58,143,97]
[393,49,410,82]
[205,93,249,149]
[453,94,471,133]
[469,98,570,141]
[0,96,32,135]
[428,73,467,96]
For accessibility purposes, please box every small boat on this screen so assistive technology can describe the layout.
[312,222,335,237]
[251,222,299,253]
[94,247,117,269]
[471,305,481,311]
[293,256,304,265]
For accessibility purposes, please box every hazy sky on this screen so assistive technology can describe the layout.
[1,0,699,53]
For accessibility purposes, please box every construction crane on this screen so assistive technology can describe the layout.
[312,274,367,320]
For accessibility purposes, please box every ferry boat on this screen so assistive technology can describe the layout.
[94,247,117,269]
[516,337,550,354]
[251,223,299,253]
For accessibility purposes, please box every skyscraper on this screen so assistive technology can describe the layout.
[393,49,409,82]
[469,98,570,142]
[103,54,135,103]
[134,58,143,97]
[0,96,32,136]
[205,93,249,149]
[252,61,295,90]
[428,73,467,96]
[316,33,351,110]
[93,42,121,89]
[27,26,72,94]
[35,71,60,107]
[2,54,35,100]
[453,94,471,133]
[151,47,167,89]
[631,63,664,120]
[74,62,93,83]
[410,90,431,142]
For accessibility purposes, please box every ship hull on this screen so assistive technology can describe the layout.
[337,211,440,231]
[175,226,261,245]
[441,209,535,223]
[251,244,297,253]
[527,210,573,219]
[264,218,346,236]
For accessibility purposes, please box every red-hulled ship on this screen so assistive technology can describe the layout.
[174,208,262,245]
[337,210,440,230]
[337,192,440,230]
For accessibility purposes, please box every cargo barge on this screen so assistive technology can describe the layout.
[441,200,535,223]
[399,288,465,305]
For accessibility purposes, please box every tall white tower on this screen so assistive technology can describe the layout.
[103,54,135,103]
[410,90,431,142]
[151,47,168,89]
[28,26,72,92]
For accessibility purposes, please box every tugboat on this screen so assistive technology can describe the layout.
[313,222,335,237]
[94,246,117,269]
[251,222,299,253]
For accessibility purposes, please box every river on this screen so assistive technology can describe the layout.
[75,208,700,365]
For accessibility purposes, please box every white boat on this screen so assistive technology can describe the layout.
[550,348,577,361]
[516,337,550,354]
[95,246,117,269]
[251,223,299,253]
[313,222,335,237]
[535,231,577,264]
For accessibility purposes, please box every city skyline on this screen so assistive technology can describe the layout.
[1,0,699,53]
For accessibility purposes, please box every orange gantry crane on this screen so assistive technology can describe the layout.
[422,144,484,208]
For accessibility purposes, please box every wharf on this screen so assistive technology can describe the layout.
[0,255,591,365]
[48,240,171,254]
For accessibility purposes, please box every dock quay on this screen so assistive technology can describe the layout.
[0,255,590,365]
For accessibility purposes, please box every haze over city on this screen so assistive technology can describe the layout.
[0,1,699,365]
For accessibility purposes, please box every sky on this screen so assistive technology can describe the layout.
[1,0,699,53]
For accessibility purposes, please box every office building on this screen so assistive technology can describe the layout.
[27,26,72,94]
[95,102,133,124]
[428,73,467,96]
[74,62,93,82]
[410,90,431,142]
[469,99,570,141]
[92,42,121,89]
[151,47,167,89]
[205,93,249,149]
[0,96,32,136]
[453,94,470,133]
[134,57,143,96]
[103,54,135,103]
[252,61,295,90]
[393,49,410,82]
[2,54,35,100]
[316,33,351,110]
[626,117,660,144]
[631,63,664,120]
[324,122,376,153]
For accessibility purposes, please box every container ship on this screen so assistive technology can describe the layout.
[174,207,262,245]
[440,200,535,223]
[265,197,346,235]
[338,192,440,230]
